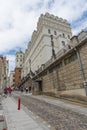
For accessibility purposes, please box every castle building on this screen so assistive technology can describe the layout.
[32,29,87,96]
[22,13,72,78]
[19,13,87,96]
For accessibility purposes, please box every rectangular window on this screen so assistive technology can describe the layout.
[19,70,21,72]
[63,33,65,37]
[68,35,70,39]
[19,76,21,79]
[54,31,57,35]
[48,29,51,34]
[62,41,65,46]
[57,62,62,68]
[64,54,77,65]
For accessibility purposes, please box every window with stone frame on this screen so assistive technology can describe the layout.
[54,30,57,35]
[62,41,66,46]
[68,35,70,39]
[63,33,65,37]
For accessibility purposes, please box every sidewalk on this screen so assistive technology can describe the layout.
[14,91,87,115]
[2,96,50,130]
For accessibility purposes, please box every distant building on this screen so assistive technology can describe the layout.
[16,49,24,68]
[0,56,9,93]
[14,68,21,88]
[9,71,15,88]
[15,49,24,88]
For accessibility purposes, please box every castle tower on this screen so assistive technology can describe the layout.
[15,49,24,68]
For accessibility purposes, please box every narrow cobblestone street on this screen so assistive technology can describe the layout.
[13,93,87,130]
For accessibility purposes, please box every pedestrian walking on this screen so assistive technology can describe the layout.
[25,87,28,93]
[3,87,8,97]
[7,87,12,96]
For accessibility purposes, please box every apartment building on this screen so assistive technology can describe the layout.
[0,56,9,93]
[15,49,24,88]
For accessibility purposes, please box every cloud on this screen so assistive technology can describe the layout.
[72,19,87,35]
[0,0,87,71]
[50,0,87,22]
[6,54,15,72]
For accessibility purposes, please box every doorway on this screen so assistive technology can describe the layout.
[38,81,43,93]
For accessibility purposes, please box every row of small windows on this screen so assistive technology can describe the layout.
[17,55,23,58]
[48,29,57,35]
[17,59,23,62]
[53,54,77,70]
[49,54,77,73]
[48,29,70,39]
[64,54,77,65]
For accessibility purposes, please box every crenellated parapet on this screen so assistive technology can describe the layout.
[29,13,71,50]
[37,12,70,31]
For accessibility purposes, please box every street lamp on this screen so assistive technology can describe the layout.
[50,35,56,59]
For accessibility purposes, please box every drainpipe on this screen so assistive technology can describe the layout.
[50,35,56,59]
[74,47,87,96]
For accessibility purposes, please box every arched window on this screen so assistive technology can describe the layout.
[62,41,65,46]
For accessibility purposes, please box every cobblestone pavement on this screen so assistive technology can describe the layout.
[13,94,87,130]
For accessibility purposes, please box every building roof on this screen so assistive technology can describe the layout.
[16,49,23,55]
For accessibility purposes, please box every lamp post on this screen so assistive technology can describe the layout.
[50,35,56,59]
[74,47,87,95]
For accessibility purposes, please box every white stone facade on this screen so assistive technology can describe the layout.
[22,13,72,78]
[15,50,24,68]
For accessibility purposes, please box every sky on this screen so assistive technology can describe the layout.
[0,0,87,72]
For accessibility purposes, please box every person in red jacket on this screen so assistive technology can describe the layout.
[7,87,12,95]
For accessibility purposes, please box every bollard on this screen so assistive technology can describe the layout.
[18,98,20,110]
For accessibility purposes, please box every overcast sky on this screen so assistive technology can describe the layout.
[0,0,87,72]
